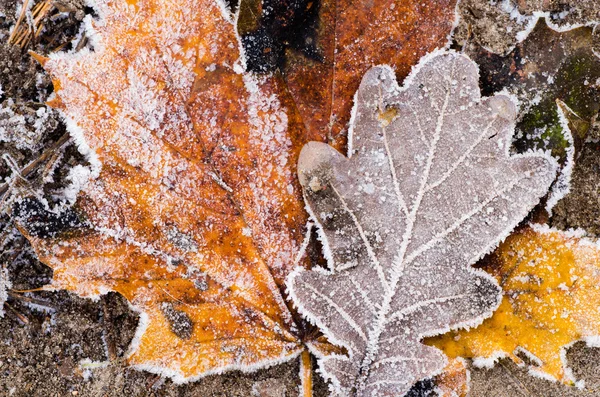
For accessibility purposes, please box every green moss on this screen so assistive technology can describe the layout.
[558,55,600,120]
[514,105,569,163]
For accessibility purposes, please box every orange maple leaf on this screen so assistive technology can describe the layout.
[428,226,600,384]
[18,0,459,383]
[27,0,305,379]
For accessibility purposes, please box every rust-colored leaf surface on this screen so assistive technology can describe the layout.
[18,0,320,380]
[428,226,600,384]
[434,359,469,397]
[239,0,459,148]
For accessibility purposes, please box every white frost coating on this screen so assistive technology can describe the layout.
[0,267,10,317]
[545,102,574,214]
[288,50,557,397]
[25,301,55,314]
[558,341,577,384]
[584,335,600,348]
[514,346,543,367]
[472,351,507,368]
[81,14,102,51]
[593,25,600,59]
[527,366,562,383]
[530,222,588,239]
[304,201,335,272]
[0,100,54,151]
[444,0,462,50]
[125,303,150,361]
[229,0,248,73]
[346,90,360,158]
[62,165,92,204]
[499,9,600,52]
[132,346,301,385]
[79,359,110,381]
[59,111,101,178]
[293,222,314,267]
[214,0,233,24]
[543,12,597,34]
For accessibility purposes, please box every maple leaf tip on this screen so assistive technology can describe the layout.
[28,51,49,66]
[28,51,50,68]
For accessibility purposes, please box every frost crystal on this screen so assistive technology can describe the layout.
[0,100,55,151]
[0,267,10,317]
[287,51,558,396]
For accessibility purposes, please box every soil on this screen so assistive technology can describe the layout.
[0,0,598,396]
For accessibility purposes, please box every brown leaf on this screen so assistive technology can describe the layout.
[434,358,469,397]
[239,0,459,148]
[467,19,600,162]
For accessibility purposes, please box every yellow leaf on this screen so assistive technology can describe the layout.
[427,226,600,384]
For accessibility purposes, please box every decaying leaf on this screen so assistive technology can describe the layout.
[468,19,600,161]
[287,51,558,396]
[238,0,459,147]
[18,0,319,381]
[455,2,600,56]
[428,226,600,384]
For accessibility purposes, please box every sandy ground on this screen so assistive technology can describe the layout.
[0,0,599,396]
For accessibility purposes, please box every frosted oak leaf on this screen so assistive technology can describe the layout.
[287,51,558,396]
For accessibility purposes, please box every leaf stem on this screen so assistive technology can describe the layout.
[300,350,313,397]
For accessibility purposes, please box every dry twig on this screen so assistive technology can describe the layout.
[8,0,55,48]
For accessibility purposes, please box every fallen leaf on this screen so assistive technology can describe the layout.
[468,19,600,161]
[428,225,600,384]
[238,0,459,147]
[454,2,600,55]
[287,51,557,396]
[550,129,600,235]
[18,0,317,381]
[434,358,469,397]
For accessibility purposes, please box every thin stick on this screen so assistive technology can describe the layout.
[0,132,70,197]
[10,287,47,293]
[300,350,313,397]
[8,0,31,44]
[33,1,54,40]
[4,302,29,324]
[7,290,55,309]
[9,0,54,48]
